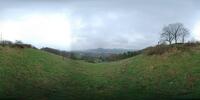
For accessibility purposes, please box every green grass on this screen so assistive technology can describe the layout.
[0,45,200,100]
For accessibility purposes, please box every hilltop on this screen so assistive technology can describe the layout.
[0,43,200,100]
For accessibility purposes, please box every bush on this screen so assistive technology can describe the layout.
[184,42,200,47]
[0,40,35,49]
[12,44,33,48]
[145,44,174,55]
[145,42,200,56]
[0,40,13,46]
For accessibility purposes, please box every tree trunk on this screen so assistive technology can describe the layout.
[182,36,185,43]
[175,34,177,44]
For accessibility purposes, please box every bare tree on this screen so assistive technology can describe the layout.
[160,23,190,44]
[180,27,190,43]
[160,26,174,45]
[165,23,182,43]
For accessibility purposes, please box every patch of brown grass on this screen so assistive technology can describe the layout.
[145,43,200,56]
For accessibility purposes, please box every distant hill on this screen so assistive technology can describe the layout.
[1,43,200,100]
[71,48,133,58]
[84,48,133,54]
[41,47,135,63]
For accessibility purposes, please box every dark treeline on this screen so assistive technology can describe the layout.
[0,40,36,49]
[104,51,142,61]
[41,47,71,58]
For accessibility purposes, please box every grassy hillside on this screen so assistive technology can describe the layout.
[0,45,200,100]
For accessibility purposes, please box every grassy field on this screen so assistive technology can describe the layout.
[0,45,200,100]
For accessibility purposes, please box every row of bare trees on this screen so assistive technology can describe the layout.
[160,23,190,45]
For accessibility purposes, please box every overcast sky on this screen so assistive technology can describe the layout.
[0,0,200,50]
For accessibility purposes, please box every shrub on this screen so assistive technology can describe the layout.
[145,42,200,56]
[11,44,33,48]
[0,40,35,49]
[184,42,200,47]
[0,40,13,46]
[145,44,171,55]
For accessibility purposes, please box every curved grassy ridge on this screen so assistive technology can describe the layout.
[0,46,200,100]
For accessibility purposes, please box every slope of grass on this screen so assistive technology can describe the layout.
[0,45,200,100]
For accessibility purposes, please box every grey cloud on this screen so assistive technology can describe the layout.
[67,0,200,50]
[0,0,200,50]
